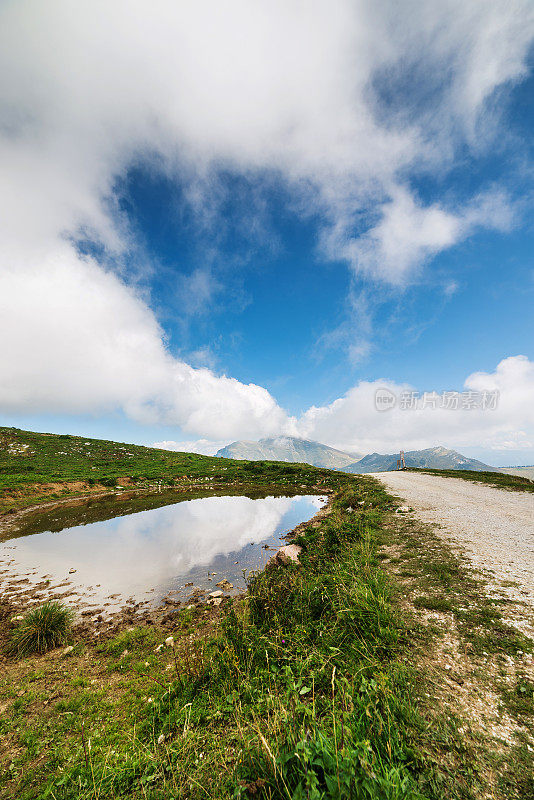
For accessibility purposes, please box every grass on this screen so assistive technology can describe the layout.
[408,467,534,493]
[0,426,345,514]
[6,601,73,656]
[1,430,532,798]
[0,479,482,800]
[0,477,469,800]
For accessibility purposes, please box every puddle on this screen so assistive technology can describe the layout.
[0,493,326,612]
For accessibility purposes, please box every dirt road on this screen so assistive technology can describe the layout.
[372,471,534,605]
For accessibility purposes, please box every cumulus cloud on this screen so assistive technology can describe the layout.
[0,242,290,439]
[1,1,531,263]
[0,1,532,437]
[297,356,534,455]
[156,356,534,460]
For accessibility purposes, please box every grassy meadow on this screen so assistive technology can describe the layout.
[0,427,340,515]
[0,428,532,798]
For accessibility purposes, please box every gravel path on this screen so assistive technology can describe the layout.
[371,471,534,605]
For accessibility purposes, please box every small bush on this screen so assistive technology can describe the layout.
[7,601,73,656]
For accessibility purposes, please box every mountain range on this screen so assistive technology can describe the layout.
[215,438,497,473]
[345,446,497,473]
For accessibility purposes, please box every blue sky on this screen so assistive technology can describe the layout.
[120,159,534,412]
[0,1,533,465]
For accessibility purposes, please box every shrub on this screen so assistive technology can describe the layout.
[7,601,73,656]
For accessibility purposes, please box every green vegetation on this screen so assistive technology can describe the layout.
[1,428,532,798]
[409,467,534,492]
[0,426,341,514]
[7,601,73,656]
[1,479,513,800]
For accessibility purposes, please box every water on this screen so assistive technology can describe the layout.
[0,493,325,612]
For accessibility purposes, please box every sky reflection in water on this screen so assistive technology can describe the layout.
[0,494,325,609]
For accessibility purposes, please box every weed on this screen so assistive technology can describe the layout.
[6,601,73,656]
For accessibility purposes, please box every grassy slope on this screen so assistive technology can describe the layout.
[408,467,534,492]
[0,481,459,800]
[1,477,531,798]
[0,430,532,798]
[0,427,339,514]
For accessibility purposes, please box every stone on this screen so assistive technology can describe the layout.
[165,636,174,648]
[274,544,302,566]
[208,597,223,607]
[216,579,233,590]
[209,590,223,598]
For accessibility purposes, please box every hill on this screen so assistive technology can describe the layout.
[0,427,342,514]
[216,436,360,469]
[345,446,497,473]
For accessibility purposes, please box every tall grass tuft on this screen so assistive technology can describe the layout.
[7,601,73,656]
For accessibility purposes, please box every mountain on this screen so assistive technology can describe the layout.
[216,436,360,469]
[216,439,498,474]
[344,446,497,473]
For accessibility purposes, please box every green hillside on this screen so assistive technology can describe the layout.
[0,427,341,513]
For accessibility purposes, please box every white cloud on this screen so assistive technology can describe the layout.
[0,242,290,440]
[328,187,515,284]
[1,1,531,267]
[0,1,532,439]
[153,439,228,457]
[297,356,534,457]
[153,356,534,461]
[443,280,459,298]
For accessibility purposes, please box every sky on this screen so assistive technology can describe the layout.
[0,0,533,466]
